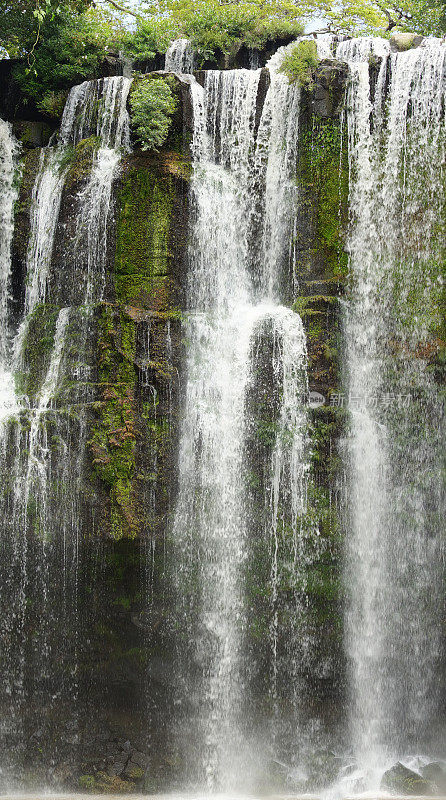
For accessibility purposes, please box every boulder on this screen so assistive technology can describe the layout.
[390,33,423,51]
[421,761,446,792]
[381,761,436,795]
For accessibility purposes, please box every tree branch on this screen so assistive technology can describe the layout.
[98,0,141,18]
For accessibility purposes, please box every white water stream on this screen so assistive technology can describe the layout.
[165,38,195,73]
[337,36,446,787]
[0,120,19,421]
[172,47,309,790]
[0,77,133,788]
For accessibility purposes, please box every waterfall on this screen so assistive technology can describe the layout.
[165,38,194,73]
[0,77,132,788]
[0,120,19,421]
[70,77,132,301]
[172,52,309,789]
[264,308,308,730]
[337,37,446,782]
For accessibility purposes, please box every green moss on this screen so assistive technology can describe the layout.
[298,120,349,281]
[13,148,41,265]
[15,304,61,401]
[114,162,178,309]
[88,305,139,540]
[64,135,100,190]
[79,775,96,791]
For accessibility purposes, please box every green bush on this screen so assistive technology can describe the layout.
[129,77,178,152]
[278,39,319,87]
[38,89,68,119]
[243,17,304,49]
[122,17,175,61]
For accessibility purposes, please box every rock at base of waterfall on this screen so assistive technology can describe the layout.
[421,761,446,792]
[306,749,343,788]
[381,762,436,795]
[390,32,423,51]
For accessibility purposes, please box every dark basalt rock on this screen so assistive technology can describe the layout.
[309,59,349,118]
[381,762,436,795]
[422,761,446,792]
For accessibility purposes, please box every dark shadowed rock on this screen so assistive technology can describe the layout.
[381,762,436,795]
[421,761,446,792]
[309,60,349,118]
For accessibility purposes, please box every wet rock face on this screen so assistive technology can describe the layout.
[1,58,352,786]
[309,60,349,118]
[422,761,446,792]
[381,762,437,795]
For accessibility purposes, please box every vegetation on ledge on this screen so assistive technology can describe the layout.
[278,39,319,87]
[129,76,178,152]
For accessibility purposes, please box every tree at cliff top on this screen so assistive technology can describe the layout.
[313,0,445,35]
[123,0,306,63]
[1,0,126,114]
[125,0,445,64]
[1,0,445,112]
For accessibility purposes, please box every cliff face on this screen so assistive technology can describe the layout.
[1,60,349,791]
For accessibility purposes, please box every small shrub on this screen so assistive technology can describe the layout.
[129,77,178,152]
[278,40,319,88]
[38,89,69,120]
[79,775,96,791]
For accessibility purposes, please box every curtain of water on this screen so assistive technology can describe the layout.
[172,46,309,790]
[337,37,446,784]
[165,38,194,73]
[0,77,131,788]
[0,120,19,420]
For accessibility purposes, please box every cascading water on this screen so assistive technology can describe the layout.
[172,47,310,790]
[165,38,194,73]
[0,120,19,421]
[337,36,446,785]
[1,27,444,798]
[69,77,132,301]
[0,77,132,788]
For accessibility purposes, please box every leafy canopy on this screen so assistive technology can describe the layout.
[124,0,305,63]
[1,0,446,112]
[13,7,124,101]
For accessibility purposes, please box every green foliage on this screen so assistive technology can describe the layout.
[169,0,303,62]
[242,16,304,49]
[0,0,88,58]
[318,0,445,35]
[122,16,175,60]
[278,39,319,87]
[11,7,124,105]
[127,0,303,65]
[37,89,68,119]
[129,77,178,152]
